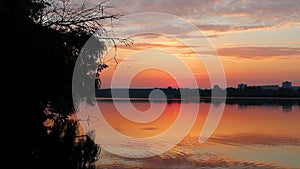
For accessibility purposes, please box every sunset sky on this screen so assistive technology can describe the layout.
[96,0,300,88]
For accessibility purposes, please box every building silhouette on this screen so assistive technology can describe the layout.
[260,85,279,90]
[282,81,292,89]
[238,83,247,90]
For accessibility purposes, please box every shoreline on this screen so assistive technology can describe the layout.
[96,97,300,101]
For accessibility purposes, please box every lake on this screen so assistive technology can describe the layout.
[82,99,300,168]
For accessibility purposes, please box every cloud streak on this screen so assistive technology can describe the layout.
[217,47,300,58]
[118,44,300,59]
[108,0,300,33]
[196,24,274,32]
[118,42,203,50]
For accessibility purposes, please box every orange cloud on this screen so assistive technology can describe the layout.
[135,33,224,39]
[288,42,300,45]
[118,42,202,51]
[196,24,274,33]
[217,47,300,58]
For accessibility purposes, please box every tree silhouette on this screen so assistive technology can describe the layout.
[3,0,128,168]
[38,0,121,32]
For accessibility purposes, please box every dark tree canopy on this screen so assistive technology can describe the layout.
[3,0,127,168]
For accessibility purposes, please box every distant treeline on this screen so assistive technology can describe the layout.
[226,86,300,98]
[96,86,300,98]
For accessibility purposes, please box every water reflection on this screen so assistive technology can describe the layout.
[94,99,300,168]
[282,104,292,112]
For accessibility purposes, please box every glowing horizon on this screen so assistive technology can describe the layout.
[96,0,300,88]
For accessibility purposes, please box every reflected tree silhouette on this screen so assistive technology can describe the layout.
[35,112,101,169]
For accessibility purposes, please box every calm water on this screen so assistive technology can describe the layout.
[89,99,300,168]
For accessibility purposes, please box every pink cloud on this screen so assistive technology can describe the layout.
[108,0,300,33]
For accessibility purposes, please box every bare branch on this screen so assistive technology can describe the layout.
[39,0,122,33]
[36,0,134,89]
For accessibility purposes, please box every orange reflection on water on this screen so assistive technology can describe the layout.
[99,100,182,138]
[99,100,300,141]
[96,100,300,168]
[213,104,300,138]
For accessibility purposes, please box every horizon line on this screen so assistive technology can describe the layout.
[98,85,300,90]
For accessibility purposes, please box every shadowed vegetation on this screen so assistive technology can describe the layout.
[2,0,126,168]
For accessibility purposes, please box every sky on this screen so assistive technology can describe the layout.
[93,0,300,88]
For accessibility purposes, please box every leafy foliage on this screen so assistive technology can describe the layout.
[3,0,125,168]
